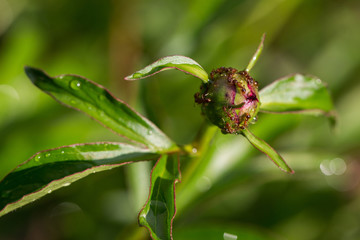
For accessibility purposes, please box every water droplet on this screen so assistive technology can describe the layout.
[251,116,258,124]
[192,148,198,154]
[48,190,52,193]
[45,153,51,157]
[70,100,77,105]
[148,130,153,135]
[35,155,41,162]
[316,78,322,85]
[70,80,81,90]
[61,151,65,154]
[62,182,71,187]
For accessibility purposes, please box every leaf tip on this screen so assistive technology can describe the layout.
[124,74,135,81]
[274,158,295,174]
[246,33,266,72]
[261,32,266,42]
[282,167,295,174]
[24,66,49,85]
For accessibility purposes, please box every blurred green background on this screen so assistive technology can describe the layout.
[1,0,360,239]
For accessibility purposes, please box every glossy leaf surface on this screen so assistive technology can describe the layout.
[139,154,181,240]
[259,74,334,116]
[125,55,209,83]
[242,128,294,173]
[0,143,159,217]
[25,67,176,152]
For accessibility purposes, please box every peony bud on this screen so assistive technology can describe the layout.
[195,67,260,134]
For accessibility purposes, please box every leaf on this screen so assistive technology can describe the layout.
[241,128,294,174]
[176,115,299,214]
[139,154,181,240]
[25,67,177,152]
[125,55,209,83]
[246,33,265,72]
[0,142,160,217]
[259,74,334,118]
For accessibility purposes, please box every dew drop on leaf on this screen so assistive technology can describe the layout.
[48,190,52,193]
[45,153,51,157]
[251,116,258,124]
[62,182,71,187]
[70,80,81,90]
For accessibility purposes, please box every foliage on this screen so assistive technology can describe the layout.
[1,1,360,240]
[0,35,334,239]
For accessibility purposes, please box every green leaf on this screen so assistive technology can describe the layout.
[125,55,209,83]
[0,142,160,217]
[246,33,265,73]
[139,154,181,240]
[242,128,294,174]
[24,67,177,152]
[176,115,299,214]
[259,74,334,117]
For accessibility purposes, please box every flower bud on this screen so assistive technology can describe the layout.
[195,67,260,134]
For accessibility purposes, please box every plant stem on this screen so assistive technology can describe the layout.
[178,122,218,190]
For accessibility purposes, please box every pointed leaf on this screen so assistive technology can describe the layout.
[0,142,159,217]
[242,128,294,174]
[246,33,265,73]
[25,67,177,152]
[259,74,334,118]
[139,154,181,240]
[125,55,209,83]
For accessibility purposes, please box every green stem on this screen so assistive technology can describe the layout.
[178,122,218,189]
